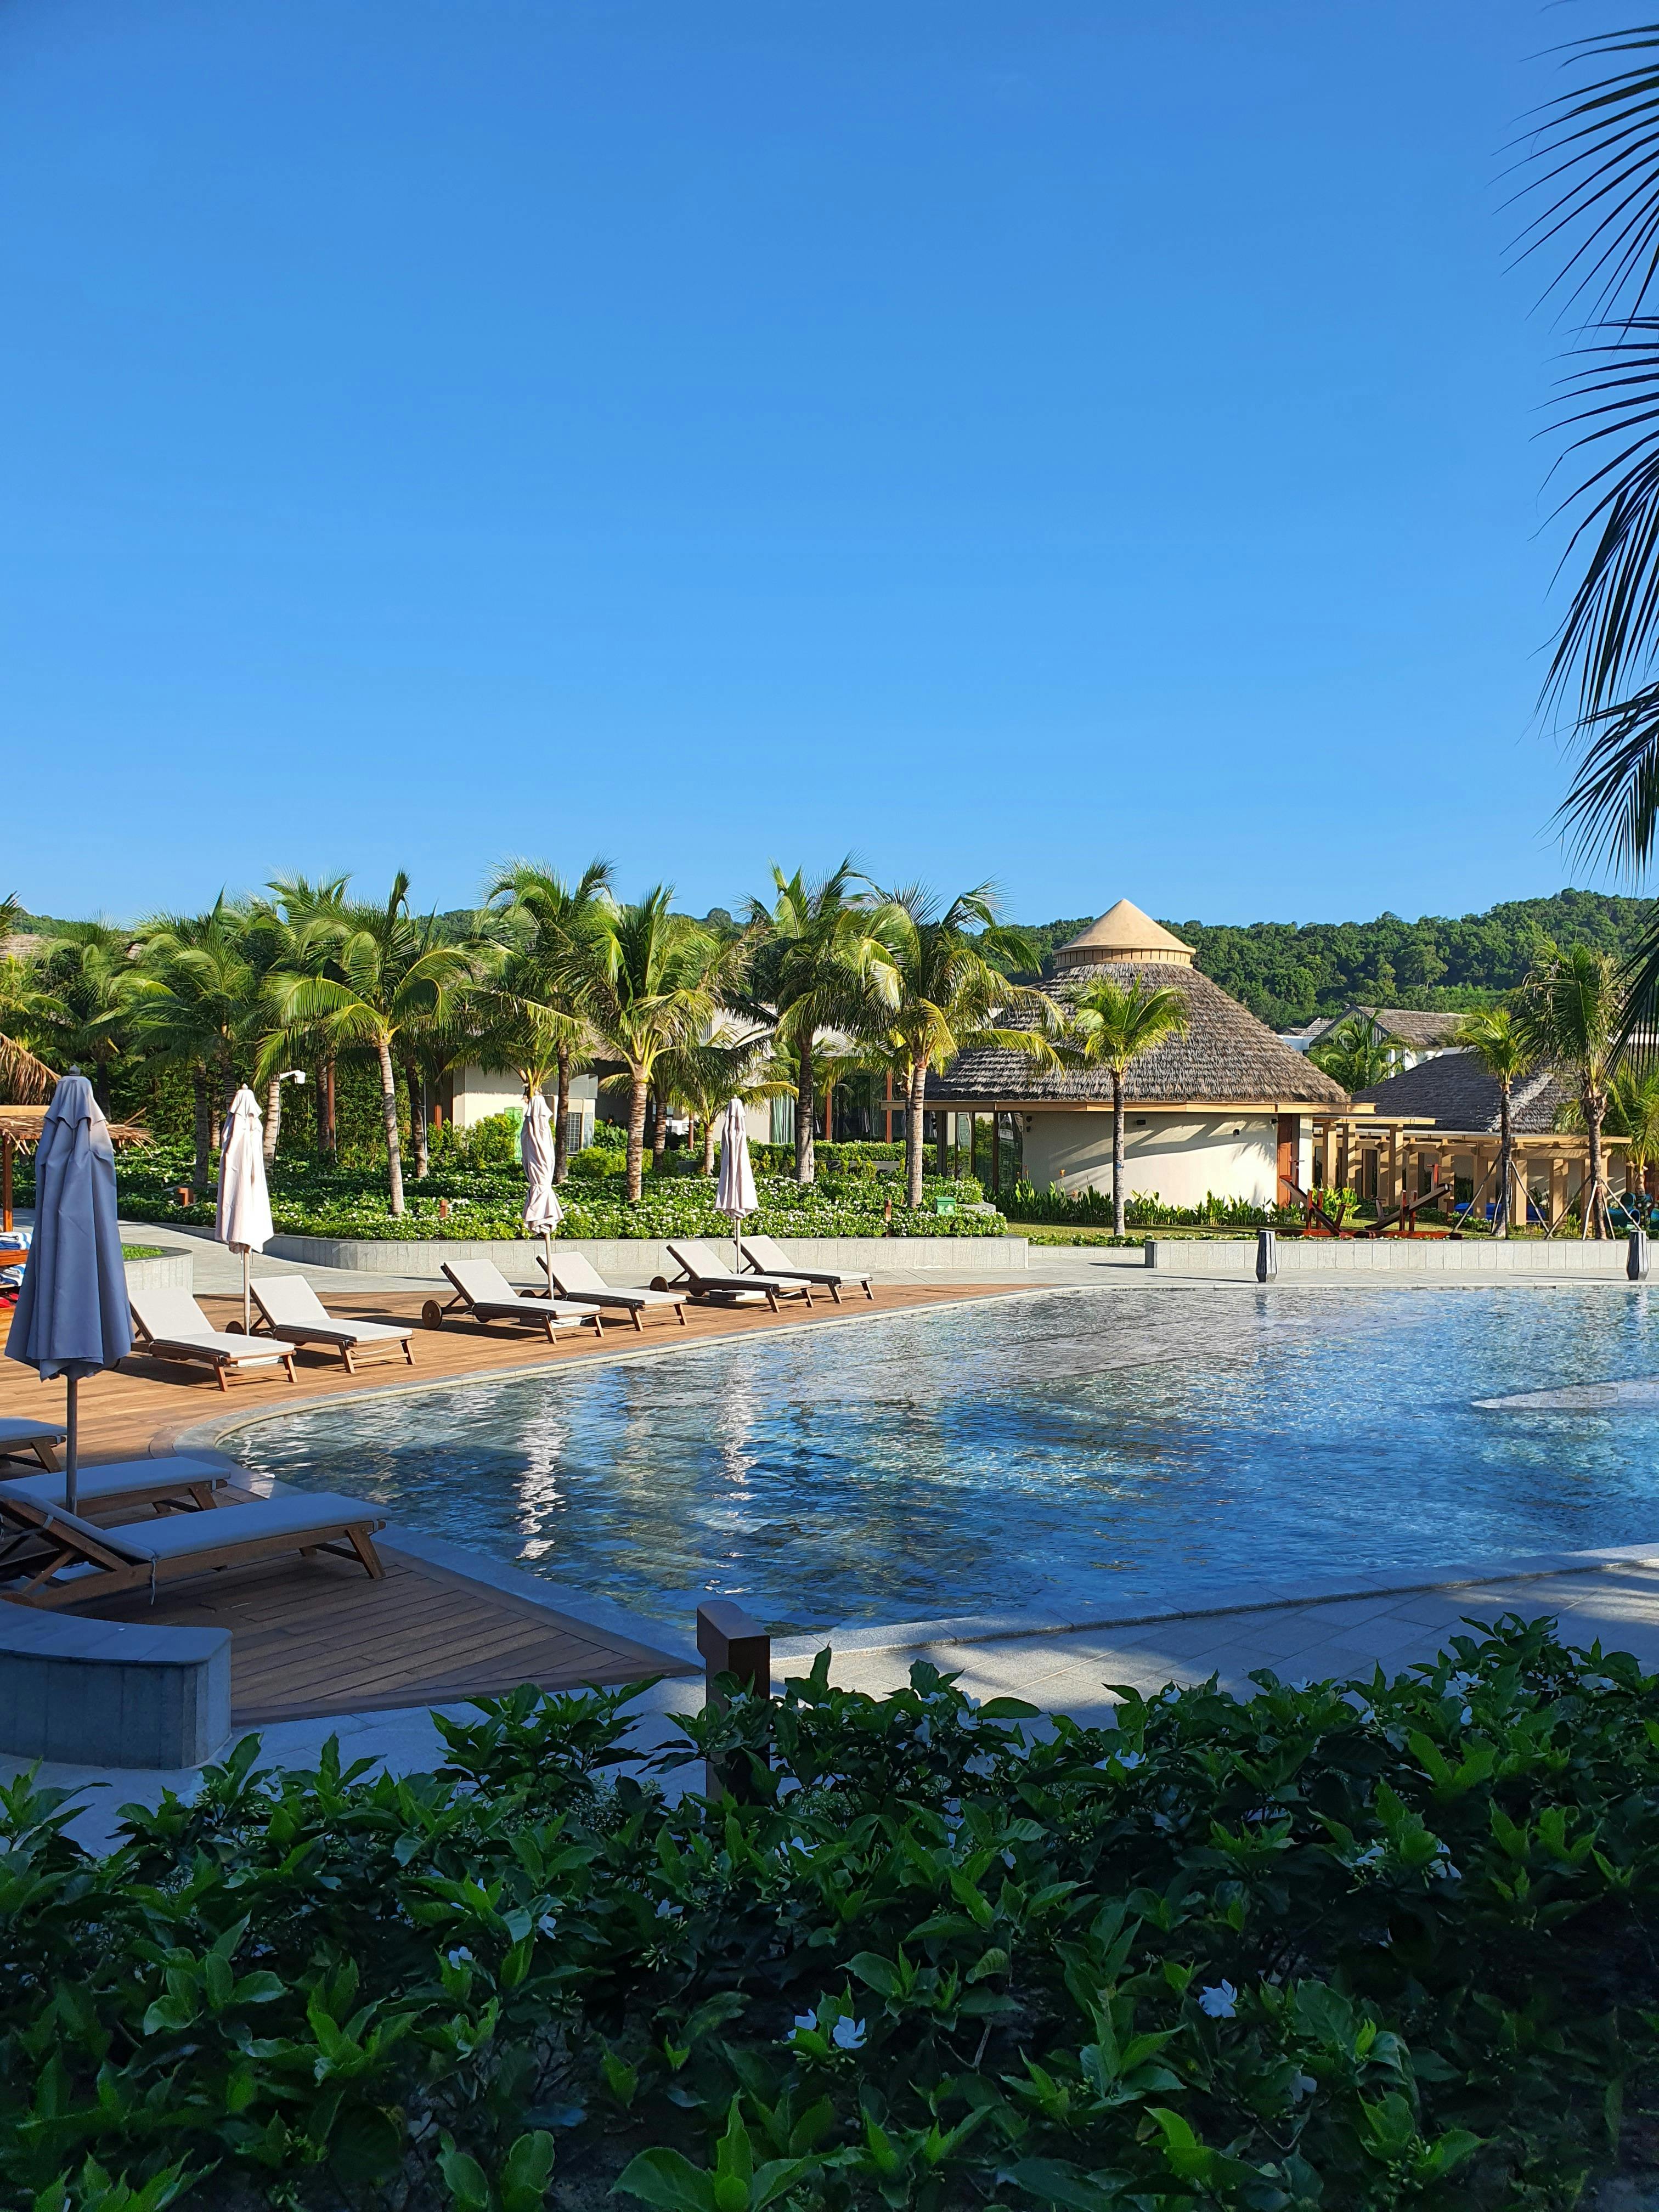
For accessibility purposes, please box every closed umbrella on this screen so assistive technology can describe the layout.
[521,1088,562,1294]
[4,1072,133,1511]
[715,1097,757,1276]
[216,1085,274,1338]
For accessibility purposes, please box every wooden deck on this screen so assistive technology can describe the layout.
[0,1279,1012,1726]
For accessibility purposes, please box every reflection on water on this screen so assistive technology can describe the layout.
[230,1285,1659,1635]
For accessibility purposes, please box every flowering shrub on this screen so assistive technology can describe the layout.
[1004,1180,1305,1230]
[6,1616,1658,2207]
[53,1146,1007,1241]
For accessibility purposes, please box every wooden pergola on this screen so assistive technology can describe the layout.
[1310,1108,1632,1234]
[0,1105,150,1235]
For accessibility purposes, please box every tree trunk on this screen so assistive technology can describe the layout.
[652,1080,669,1169]
[795,1041,816,1186]
[376,1037,406,1216]
[905,1060,928,1209]
[1495,1085,1511,1238]
[1585,1087,1609,1239]
[554,1044,572,1184]
[263,1075,283,1166]
[318,1056,337,1160]
[190,1067,211,1198]
[821,1074,835,1155]
[405,1064,428,1179]
[625,1069,649,1202]
[702,1116,717,1175]
[1112,1070,1127,1238]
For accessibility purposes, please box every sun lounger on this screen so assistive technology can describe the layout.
[0,1487,387,1609]
[537,1251,689,1331]
[663,1240,811,1311]
[740,1232,873,1304]
[127,1286,297,1391]
[0,1418,64,1474]
[0,1459,233,1584]
[425,1258,601,1341]
[0,1455,229,1525]
[250,1276,417,1373]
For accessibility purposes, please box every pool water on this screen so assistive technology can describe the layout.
[229,1285,1659,1635]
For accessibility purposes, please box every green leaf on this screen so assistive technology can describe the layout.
[613,2148,719,2212]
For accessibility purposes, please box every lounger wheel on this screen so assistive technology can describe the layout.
[223,1320,244,1334]
[421,1300,444,1329]
[649,1277,668,1293]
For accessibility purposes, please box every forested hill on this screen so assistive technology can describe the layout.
[1015,890,1655,1031]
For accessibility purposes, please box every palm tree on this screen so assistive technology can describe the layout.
[865,884,1060,1211]
[0,896,58,1103]
[1517,34,1659,1020]
[1065,978,1190,1236]
[264,874,477,1216]
[1516,941,1623,1238]
[127,901,262,1195]
[1307,1015,1398,1096]
[258,876,352,1161]
[1609,1061,1659,1207]
[744,861,893,1186]
[1451,1007,1536,1237]
[655,1034,791,1173]
[11,919,134,1110]
[564,888,749,1203]
[484,859,613,1184]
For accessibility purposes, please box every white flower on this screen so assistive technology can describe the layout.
[1290,2071,1317,2103]
[1458,1705,1473,1725]
[1582,1673,1615,1692]
[537,1915,558,1938]
[655,1899,681,1919]
[831,2017,867,2050]
[963,1753,996,1779]
[1351,1843,1385,1870]
[913,1719,932,1746]
[1198,1982,1238,2019]
[1432,1857,1460,1881]
[445,1946,473,1969]
[1446,1671,1477,1697]
[1115,1750,1144,1771]
[1001,1849,1016,1869]
[793,2011,817,2033]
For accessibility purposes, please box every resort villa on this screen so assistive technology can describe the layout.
[928,900,1347,1207]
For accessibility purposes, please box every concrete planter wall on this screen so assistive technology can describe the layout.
[265,1233,1030,1280]
[1146,1236,1634,1278]
[123,1245,195,1294]
[0,1611,230,1769]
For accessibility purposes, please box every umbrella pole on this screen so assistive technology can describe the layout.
[543,1227,553,1299]
[64,1374,78,1515]
[243,1246,251,1336]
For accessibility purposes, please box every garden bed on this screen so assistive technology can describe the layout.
[7,1616,1659,2209]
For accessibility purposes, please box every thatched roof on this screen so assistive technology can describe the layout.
[929,960,1348,1108]
[1052,900,1194,972]
[0,1104,150,1149]
[1309,1006,1466,1053]
[1352,1053,1570,1133]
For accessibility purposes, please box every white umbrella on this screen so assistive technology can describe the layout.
[4,1072,133,1511]
[521,1088,562,1294]
[216,1085,274,1336]
[715,1097,758,1276]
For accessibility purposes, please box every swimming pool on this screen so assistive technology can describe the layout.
[228,1285,1659,1634]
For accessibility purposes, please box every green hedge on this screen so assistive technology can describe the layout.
[7,1616,1657,2208]
[44,1146,1007,1242]
[1005,1181,1305,1231]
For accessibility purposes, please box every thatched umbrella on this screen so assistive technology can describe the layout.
[0,1103,149,1235]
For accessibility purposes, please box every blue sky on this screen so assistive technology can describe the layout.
[0,1,1615,926]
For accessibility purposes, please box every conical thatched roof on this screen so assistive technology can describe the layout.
[1052,900,1194,971]
[928,959,1348,1108]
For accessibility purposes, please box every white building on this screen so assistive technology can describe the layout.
[928,900,1348,1209]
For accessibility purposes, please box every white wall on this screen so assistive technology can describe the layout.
[1021,1110,1280,1209]
[450,1065,599,1144]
